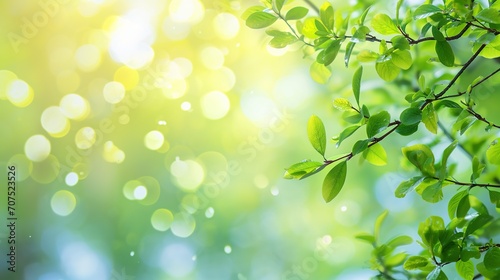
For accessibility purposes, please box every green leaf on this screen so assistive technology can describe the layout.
[344,41,356,67]
[400,107,422,125]
[352,139,370,156]
[366,110,391,138]
[387,235,413,248]
[435,41,455,67]
[385,252,407,267]
[307,115,327,156]
[268,31,297,48]
[333,98,354,111]
[352,66,362,107]
[284,161,324,180]
[357,50,379,62]
[476,8,500,24]
[336,125,360,147]
[322,161,347,202]
[413,4,442,20]
[355,233,376,245]
[484,247,500,270]
[310,61,331,84]
[395,176,424,198]
[401,144,436,176]
[422,103,438,134]
[440,140,457,180]
[461,246,481,262]
[361,104,370,118]
[272,0,285,13]
[486,139,500,165]
[441,242,461,263]
[431,26,445,41]
[427,267,448,280]
[363,143,387,166]
[392,35,410,50]
[456,260,475,280]
[396,122,419,136]
[470,195,489,216]
[358,6,371,25]
[376,59,401,82]
[351,26,371,43]
[422,181,443,203]
[403,256,429,270]
[371,13,399,35]
[448,190,468,219]
[301,17,319,39]
[285,6,309,20]
[246,11,278,29]
[489,190,500,208]
[319,2,334,31]
[317,39,341,66]
[464,214,492,237]
[391,50,413,70]
[456,194,470,218]
[374,210,388,240]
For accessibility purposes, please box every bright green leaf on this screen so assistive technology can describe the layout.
[333,98,354,111]
[484,247,500,270]
[246,12,278,29]
[422,181,443,203]
[448,190,467,219]
[285,6,309,20]
[272,0,286,13]
[489,190,500,208]
[363,143,388,166]
[422,103,438,134]
[413,4,442,20]
[374,210,388,240]
[476,8,500,24]
[302,17,319,39]
[352,139,370,156]
[456,260,475,280]
[310,61,331,84]
[391,50,413,70]
[317,39,342,66]
[268,31,297,48]
[319,2,334,31]
[401,144,436,176]
[427,267,448,280]
[336,125,361,147]
[486,139,500,165]
[461,246,481,262]
[440,140,457,180]
[392,35,410,50]
[284,161,324,180]
[457,194,470,218]
[387,235,413,248]
[400,107,422,125]
[371,13,399,35]
[357,50,379,62]
[344,41,356,67]
[464,214,492,237]
[307,115,327,156]
[435,41,455,67]
[395,176,424,198]
[403,256,429,270]
[355,233,376,244]
[366,110,391,138]
[352,66,363,107]
[322,161,347,202]
[396,122,419,136]
[376,59,401,81]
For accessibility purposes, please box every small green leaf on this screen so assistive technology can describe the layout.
[395,176,424,198]
[284,161,324,180]
[489,190,500,208]
[352,66,362,107]
[476,8,500,24]
[333,98,354,111]
[484,247,500,270]
[461,246,481,262]
[401,144,436,176]
[374,210,388,240]
[456,260,475,280]
[391,50,413,70]
[322,161,347,202]
[400,107,422,125]
[440,140,457,180]
[456,194,470,218]
[486,139,500,165]
[344,41,356,67]
[431,26,446,41]
[355,233,376,244]
[285,6,309,20]
[366,110,391,138]
[319,2,334,31]
[435,41,455,67]
[448,190,468,219]
[422,103,438,134]
[301,17,319,39]
[387,235,413,248]
[363,143,387,166]
[358,6,371,25]
[464,214,492,237]
[392,35,410,50]
[246,11,278,29]
[357,50,379,62]
[422,181,443,203]
[310,61,331,84]
[352,139,370,156]
[361,104,370,118]
[336,125,360,147]
[371,13,399,35]
[396,123,419,136]
[272,0,286,12]
[403,256,429,270]
[376,59,401,82]
[427,267,448,280]
[317,39,341,66]
[268,31,297,48]
[413,4,442,20]
[307,115,327,156]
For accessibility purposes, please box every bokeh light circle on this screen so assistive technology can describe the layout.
[144,130,165,151]
[200,91,230,120]
[200,46,224,70]
[213,13,240,40]
[51,190,77,216]
[0,70,17,100]
[171,212,196,238]
[41,106,70,137]
[7,79,34,107]
[74,44,101,72]
[75,127,96,149]
[103,81,125,104]
[170,158,205,192]
[59,94,90,120]
[25,135,51,162]
[151,208,174,232]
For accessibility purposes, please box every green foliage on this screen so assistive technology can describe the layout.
[245,0,500,278]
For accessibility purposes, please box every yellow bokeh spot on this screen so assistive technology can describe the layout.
[103,81,125,104]
[200,46,224,70]
[25,135,51,162]
[213,13,240,40]
[169,0,204,24]
[7,79,34,107]
[151,208,174,232]
[41,106,70,137]
[103,141,125,163]
[60,94,90,120]
[170,158,205,192]
[144,130,165,151]
[200,91,230,120]
[114,66,139,90]
[161,78,187,99]
[171,212,196,238]
[75,127,96,149]
[0,70,18,100]
[51,190,77,216]
[75,44,101,72]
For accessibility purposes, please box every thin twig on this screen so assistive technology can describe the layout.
[302,0,319,14]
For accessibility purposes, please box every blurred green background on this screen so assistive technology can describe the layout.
[2,0,495,279]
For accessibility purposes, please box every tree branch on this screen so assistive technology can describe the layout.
[302,0,319,14]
